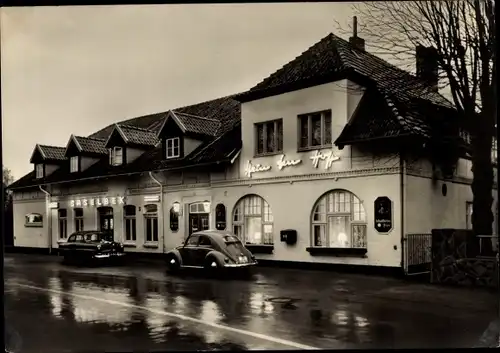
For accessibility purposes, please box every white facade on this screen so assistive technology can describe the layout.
[11,79,497,269]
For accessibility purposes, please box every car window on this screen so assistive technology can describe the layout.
[223,235,240,243]
[186,235,199,246]
[85,233,100,242]
[67,235,76,242]
[198,235,212,247]
[75,235,84,242]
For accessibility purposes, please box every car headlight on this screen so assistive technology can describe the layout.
[224,257,229,263]
[97,245,101,250]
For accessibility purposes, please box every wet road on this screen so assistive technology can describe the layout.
[4,254,497,351]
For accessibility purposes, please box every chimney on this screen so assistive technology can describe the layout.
[349,16,365,51]
[416,45,439,92]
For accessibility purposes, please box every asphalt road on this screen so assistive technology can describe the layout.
[4,253,497,351]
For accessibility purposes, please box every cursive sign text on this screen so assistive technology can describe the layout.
[244,160,271,178]
[310,150,341,170]
[276,154,302,170]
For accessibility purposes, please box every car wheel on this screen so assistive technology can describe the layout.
[204,257,220,275]
[166,254,180,273]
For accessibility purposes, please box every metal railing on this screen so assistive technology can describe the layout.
[403,233,432,276]
[476,235,499,258]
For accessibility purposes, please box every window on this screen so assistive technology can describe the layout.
[199,235,212,247]
[215,203,227,230]
[124,205,137,242]
[311,190,367,248]
[466,202,473,229]
[74,208,84,232]
[25,213,43,227]
[58,209,68,239]
[186,235,199,246]
[166,137,181,159]
[255,119,283,155]
[144,204,158,243]
[170,207,179,232]
[109,147,123,166]
[298,110,332,150]
[232,195,274,245]
[70,156,79,173]
[35,164,44,179]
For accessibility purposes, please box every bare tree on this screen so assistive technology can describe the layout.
[342,1,496,235]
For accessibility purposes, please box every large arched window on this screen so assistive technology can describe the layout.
[232,195,274,245]
[311,190,367,249]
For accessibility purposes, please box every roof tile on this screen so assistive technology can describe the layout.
[38,145,67,161]
[74,136,108,155]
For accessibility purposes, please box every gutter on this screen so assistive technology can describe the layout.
[39,185,53,254]
[399,153,407,275]
[148,171,164,253]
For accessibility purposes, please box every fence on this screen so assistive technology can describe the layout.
[402,233,432,276]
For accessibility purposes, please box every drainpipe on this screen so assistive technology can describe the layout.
[399,154,407,276]
[39,185,52,255]
[148,171,164,253]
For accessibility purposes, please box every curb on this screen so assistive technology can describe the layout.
[475,319,500,348]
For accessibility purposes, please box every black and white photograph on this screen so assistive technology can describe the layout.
[1,2,499,351]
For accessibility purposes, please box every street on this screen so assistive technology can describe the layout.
[4,254,497,351]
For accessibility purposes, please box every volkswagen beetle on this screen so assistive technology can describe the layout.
[165,230,257,274]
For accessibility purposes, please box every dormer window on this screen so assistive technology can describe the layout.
[109,147,123,166]
[35,164,44,179]
[70,156,79,173]
[166,137,180,159]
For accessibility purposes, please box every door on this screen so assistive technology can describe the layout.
[99,216,114,239]
[180,234,199,267]
[188,213,209,236]
[192,235,213,266]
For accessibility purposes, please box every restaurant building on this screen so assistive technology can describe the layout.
[9,29,498,271]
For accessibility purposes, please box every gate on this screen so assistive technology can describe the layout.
[403,233,432,276]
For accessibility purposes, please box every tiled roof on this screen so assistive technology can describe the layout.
[240,33,456,145]
[74,136,108,155]
[171,111,221,137]
[116,124,159,147]
[38,145,67,161]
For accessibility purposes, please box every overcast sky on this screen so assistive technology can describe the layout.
[1,4,361,180]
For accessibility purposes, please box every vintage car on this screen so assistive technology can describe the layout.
[58,231,125,264]
[165,230,257,273]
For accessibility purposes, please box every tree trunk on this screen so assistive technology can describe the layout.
[471,117,494,237]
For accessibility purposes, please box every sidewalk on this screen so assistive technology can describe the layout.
[476,319,500,348]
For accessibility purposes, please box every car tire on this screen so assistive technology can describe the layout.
[166,254,180,273]
[204,257,220,275]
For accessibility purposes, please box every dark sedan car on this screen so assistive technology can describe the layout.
[165,230,257,273]
[58,231,125,264]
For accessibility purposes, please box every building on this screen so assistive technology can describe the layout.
[8,29,498,271]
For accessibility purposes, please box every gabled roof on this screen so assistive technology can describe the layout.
[157,111,221,138]
[65,135,108,156]
[29,144,67,163]
[104,124,158,148]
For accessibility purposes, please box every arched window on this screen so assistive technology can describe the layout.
[232,195,274,245]
[311,190,366,249]
[144,204,158,243]
[170,207,179,232]
[124,205,137,242]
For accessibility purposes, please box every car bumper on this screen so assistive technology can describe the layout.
[93,252,125,259]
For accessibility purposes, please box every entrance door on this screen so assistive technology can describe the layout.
[98,207,114,240]
[188,213,209,236]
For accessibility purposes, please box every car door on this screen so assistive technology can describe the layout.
[192,235,214,266]
[179,234,199,267]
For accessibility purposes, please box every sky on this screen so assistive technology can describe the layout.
[1,3,360,180]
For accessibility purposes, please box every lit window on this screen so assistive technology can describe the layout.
[232,195,273,245]
[70,156,79,173]
[110,147,123,166]
[144,204,158,242]
[124,205,137,242]
[298,110,332,150]
[311,190,366,248]
[74,208,84,232]
[166,138,180,159]
[36,164,44,179]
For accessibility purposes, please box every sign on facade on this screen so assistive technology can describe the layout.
[374,196,393,233]
[70,196,126,208]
